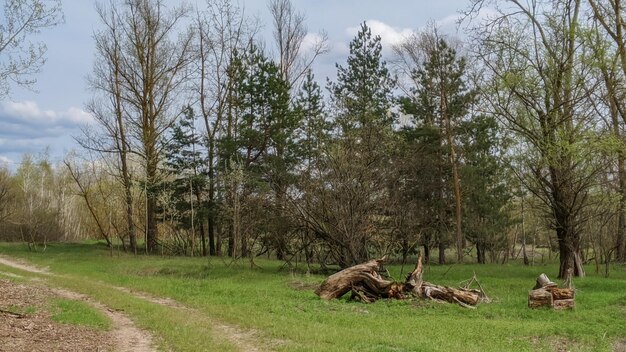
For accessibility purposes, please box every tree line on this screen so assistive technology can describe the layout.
[1,0,626,279]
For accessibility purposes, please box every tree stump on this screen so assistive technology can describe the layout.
[528,273,575,310]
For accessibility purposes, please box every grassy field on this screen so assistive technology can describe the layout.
[0,242,624,352]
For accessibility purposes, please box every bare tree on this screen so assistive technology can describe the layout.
[0,0,63,96]
[84,1,139,253]
[91,0,194,253]
[268,0,328,90]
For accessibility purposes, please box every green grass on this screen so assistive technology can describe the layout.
[50,298,111,330]
[0,241,625,351]
[4,304,37,315]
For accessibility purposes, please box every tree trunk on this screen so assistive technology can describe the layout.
[208,145,216,256]
[146,156,159,254]
[476,243,486,264]
[438,241,446,264]
[199,220,207,257]
[617,155,626,263]
[423,244,430,264]
[146,194,158,253]
[316,255,484,307]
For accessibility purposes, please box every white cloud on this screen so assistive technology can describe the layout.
[2,100,93,126]
[347,20,415,48]
[0,100,93,161]
[0,155,12,165]
[301,32,325,54]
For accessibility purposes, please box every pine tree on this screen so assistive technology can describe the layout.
[162,106,208,255]
[410,37,476,263]
[329,22,396,133]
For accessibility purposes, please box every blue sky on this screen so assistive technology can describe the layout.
[0,0,468,166]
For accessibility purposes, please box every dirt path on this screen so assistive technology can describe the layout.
[0,255,271,352]
[0,256,155,352]
[0,279,115,352]
[109,286,266,352]
[0,256,50,274]
[50,287,154,352]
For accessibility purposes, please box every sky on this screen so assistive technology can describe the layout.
[0,0,469,167]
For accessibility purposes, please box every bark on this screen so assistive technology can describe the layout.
[438,241,446,264]
[528,273,575,310]
[476,242,486,264]
[528,289,552,308]
[316,255,485,307]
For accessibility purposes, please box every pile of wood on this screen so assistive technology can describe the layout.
[315,254,489,308]
[528,273,575,310]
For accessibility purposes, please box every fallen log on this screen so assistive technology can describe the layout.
[315,254,486,307]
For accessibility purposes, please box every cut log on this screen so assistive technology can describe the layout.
[533,273,557,289]
[528,288,553,308]
[553,299,575,310]
[547,287,575,300]
[528,273,576,310]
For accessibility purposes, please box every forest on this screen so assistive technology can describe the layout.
[1,0,626,282]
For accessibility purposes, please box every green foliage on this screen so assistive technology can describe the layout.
[161,106,208,231]
[329,21,396,131]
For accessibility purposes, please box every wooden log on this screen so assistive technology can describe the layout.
[315,255,484,307]
[315,257,389,300]
[422,282,481,306]
[528,288,553,308]
[547,287,575,300]
[533,273,557,289]
[553,299,575,310]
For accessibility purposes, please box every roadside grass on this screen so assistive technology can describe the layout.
[50,298,111,330]
[0,242,625,351]
[3,304,37,315]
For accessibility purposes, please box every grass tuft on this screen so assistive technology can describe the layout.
[50,298,111,330]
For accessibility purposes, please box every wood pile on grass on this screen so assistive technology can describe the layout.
[315,254,490,308]
[528,273,575,310]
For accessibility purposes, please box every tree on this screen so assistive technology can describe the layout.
[587,0,626,262]
[162,106,208,255]
[86,0,138,253]
[470,0,596,277]
[296,22,397,267]
[268,0,328,89]
[407,33,477,263]
[329,22,395,132]
[460,114,512,264]
[93,0,193,254]
[195,0,258,256]
[0,166,14,223]
[0,0,63,96]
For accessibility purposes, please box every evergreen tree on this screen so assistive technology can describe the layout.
[162,107,208,255]
[295,69,329,172]
[408,36,476,263]
[460,115,512,264]
[329,21,396,132]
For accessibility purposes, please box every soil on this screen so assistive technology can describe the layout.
[0,255,155,352]
[0,279,114,352]
[0,255,270,351]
